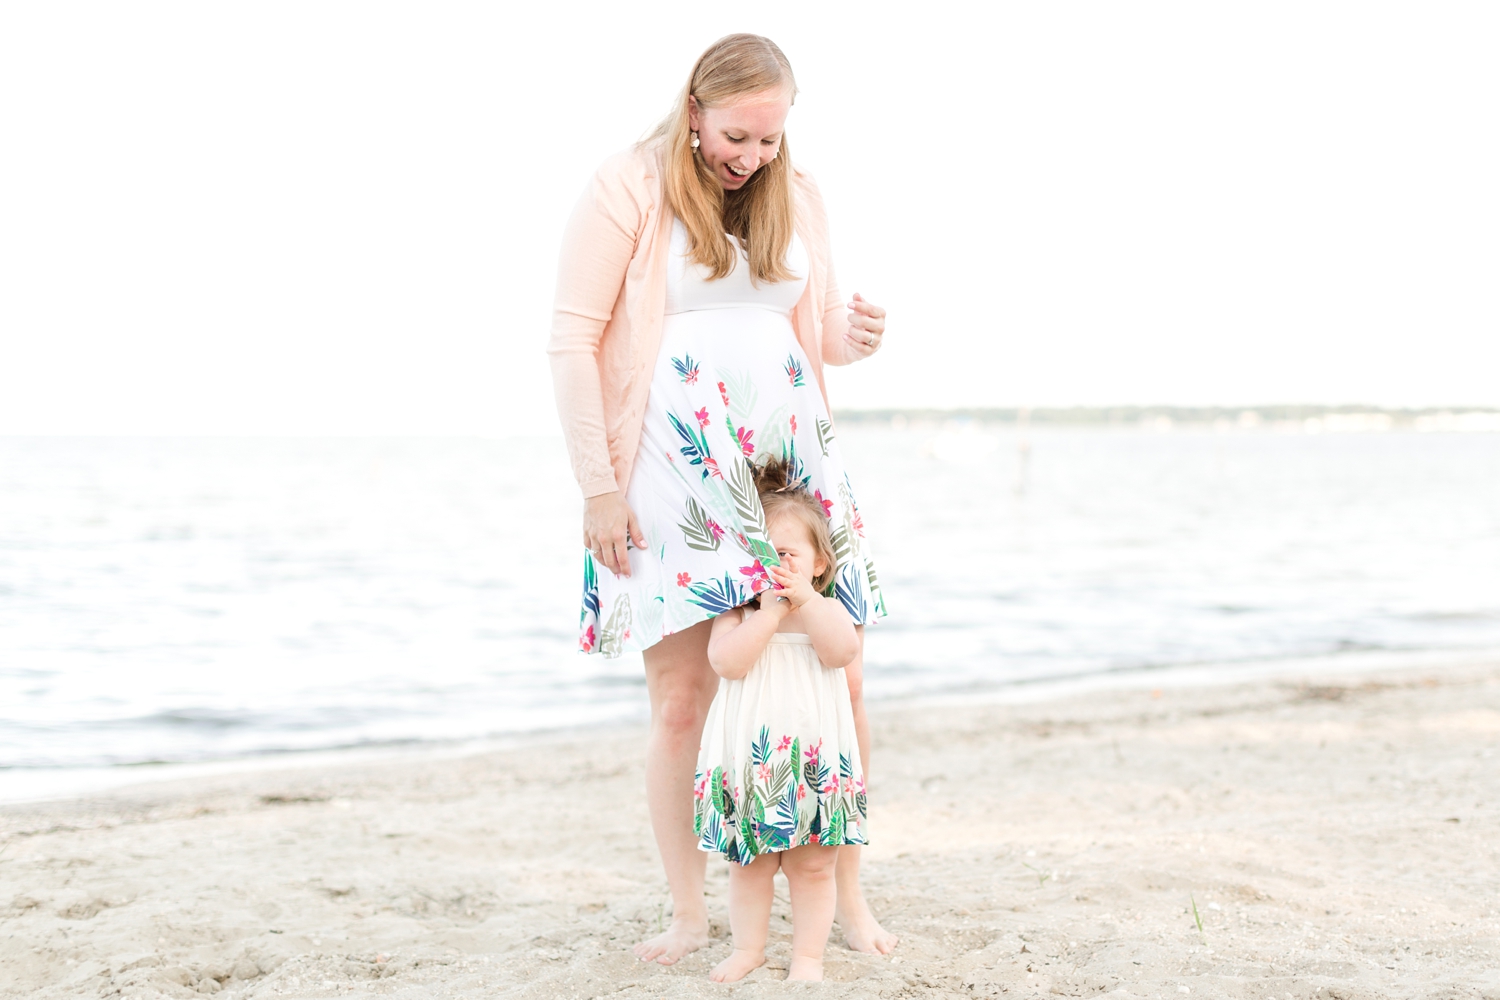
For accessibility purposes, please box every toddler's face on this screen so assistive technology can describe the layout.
[766,513,825,588]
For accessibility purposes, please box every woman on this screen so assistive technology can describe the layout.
[547,33,894,964]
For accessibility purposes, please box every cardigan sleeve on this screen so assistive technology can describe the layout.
[546,153,649,498]
[819,256,856,367]
[796,171,857,368]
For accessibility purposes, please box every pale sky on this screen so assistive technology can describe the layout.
[1,1,1496,435]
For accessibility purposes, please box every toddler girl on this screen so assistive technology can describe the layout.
[694,457,868,982]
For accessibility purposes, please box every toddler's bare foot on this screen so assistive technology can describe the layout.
[787,956,824,981]
[836,895,898,955]
[633,918,710,966]
[709,948,766,983]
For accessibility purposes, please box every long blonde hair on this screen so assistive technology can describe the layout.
[643,34,798,284]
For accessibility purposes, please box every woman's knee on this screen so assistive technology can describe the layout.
[645,622,716,735]
[654,690,710,736]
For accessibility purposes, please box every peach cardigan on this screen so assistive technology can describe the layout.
[547,143,858,499]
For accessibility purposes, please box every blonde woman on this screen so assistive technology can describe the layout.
[548,34,894,964]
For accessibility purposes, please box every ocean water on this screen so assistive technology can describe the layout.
[2,428,1499,777]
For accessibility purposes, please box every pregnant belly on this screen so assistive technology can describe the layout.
[658,307,805,379]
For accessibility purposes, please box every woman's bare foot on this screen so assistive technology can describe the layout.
[787,956,824,981]
[836,894,898,955]
[709,948,766,982]
[633,918,710,965]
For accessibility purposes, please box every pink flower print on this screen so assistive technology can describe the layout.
[809,832,820,845]
[718,381,730,407]
[790,414,798,434]
[579,625,595,652]
[622,628,631,641]
[821,778,839,795]
[776,735,792,752]
[739,560,771,592]
[677,572,692,588]
[706,518,726,542]
[813,489,834,519]
[796,784,806,801]
[694,774,708,800]
[842,777,855,793]
[851,507,865,538]
[735,425,755,457]
[695,407,710,428]
[702,456,722,479]
[855,776,866,794]
[803,739,823,762]
[756,763,773,784]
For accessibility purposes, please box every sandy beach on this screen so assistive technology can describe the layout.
[3,660,1498,1000]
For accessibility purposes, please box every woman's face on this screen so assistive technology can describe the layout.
[688,87,791,191]
[767,512,825,587]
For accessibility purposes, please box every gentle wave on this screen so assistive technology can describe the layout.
[2,428,1498,772]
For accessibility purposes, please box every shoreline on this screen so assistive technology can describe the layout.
[3,656,1498,998]
[7,644,1499,808]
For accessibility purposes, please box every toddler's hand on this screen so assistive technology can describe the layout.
[769,565,818,610]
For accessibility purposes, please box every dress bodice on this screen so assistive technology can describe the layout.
[664,218,808,316]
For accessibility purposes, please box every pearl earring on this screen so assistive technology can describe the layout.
[690,130,700,149]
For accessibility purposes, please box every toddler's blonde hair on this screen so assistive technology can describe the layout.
[752,456,837,593]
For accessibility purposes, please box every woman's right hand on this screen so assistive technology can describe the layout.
[583,491,647,577]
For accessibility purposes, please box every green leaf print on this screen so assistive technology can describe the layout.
[769,757,793,803]
[677,497,722,552]
[598,594,631,658]
[868,558,887,616]
[718,369,760,426]
[710,766,727,816]
[827,807,846,846]
[755,403,791,458]
[829,522,852,567]
[724,457,780,567]
[816,416,835,457]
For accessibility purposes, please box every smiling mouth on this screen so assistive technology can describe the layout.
[727,165,751,178]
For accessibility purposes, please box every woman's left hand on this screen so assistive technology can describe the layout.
[843,292,886,359]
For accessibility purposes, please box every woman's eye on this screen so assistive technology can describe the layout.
[726,135,746,143]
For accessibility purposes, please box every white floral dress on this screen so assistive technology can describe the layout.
[577,219,886,657]
[694,607,868,864]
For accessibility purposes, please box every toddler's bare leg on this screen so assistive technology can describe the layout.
[710,853,778,983]
[836,627,899,954]
[781,845,840,981]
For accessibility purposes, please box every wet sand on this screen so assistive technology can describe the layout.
[3,661,1499,999]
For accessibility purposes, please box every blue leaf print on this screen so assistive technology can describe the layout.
[671,353,700,385]
[750,726,771,767]
[581,551,601,622]
[835,562,868,622]
[779,436,811,489]
[666,410,716,480]
[699,812,723,853]
[686,573,748,616]
[770,779,799,848]
[784,354,806,388]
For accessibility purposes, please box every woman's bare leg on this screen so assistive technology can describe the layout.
[835,625,899,954]
[782,845,841,980]
[710,854,778,982]
[633,620,720,964]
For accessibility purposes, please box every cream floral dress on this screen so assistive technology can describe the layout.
[693,607,867,864]
[577,219,887,656]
